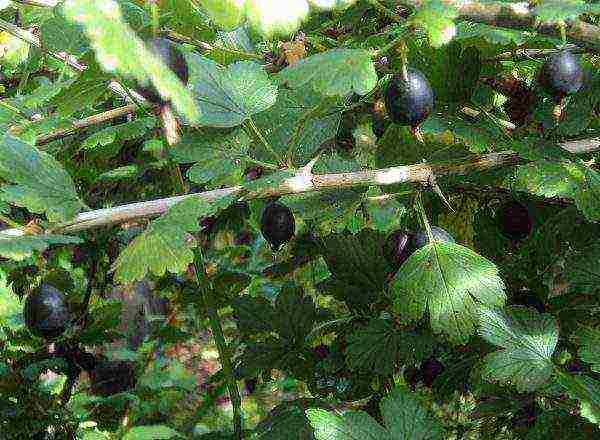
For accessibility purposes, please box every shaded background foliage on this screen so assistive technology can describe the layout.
[2,0,600,439]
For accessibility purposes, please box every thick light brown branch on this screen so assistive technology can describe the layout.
[4,152,521,237]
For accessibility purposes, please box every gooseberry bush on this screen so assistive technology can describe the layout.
[3,0,600,438]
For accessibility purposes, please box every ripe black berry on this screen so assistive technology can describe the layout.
[384,230,414,269]
[137,37,189,105]
[420,357,444,387]
[497,201,533,241]
[313,344,330,360]
[537,50,584,100]
[260,202,295,251]
[413,226,455,250]
[90,360,137,397]
[384,68,434,127]
[23,284,70,340]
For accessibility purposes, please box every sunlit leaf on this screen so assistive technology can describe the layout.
[479,306,558,391]
[390,242,506,343]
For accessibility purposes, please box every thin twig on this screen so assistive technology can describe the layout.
[367,0,404,23]
[0,19,146,103]
[10,0,59,6]
[397,0,600,49]
[27,104,139,145]
[486,45,587,62]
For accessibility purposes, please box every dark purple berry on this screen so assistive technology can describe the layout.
[512,402,538,429]
[384,230,414,269]
[420,357,444,387]
[244,167,264,182]
[384,68,434,127]
[137,37,189,105]
[90,360,136,397]
[413,226,455,250]
[313,344,330,360]
[512,293,545,314]
[538,50,584,100]
[245,377,258,394]
[260,203,295,251]
[497,201,533,241]
[23,284,70,340]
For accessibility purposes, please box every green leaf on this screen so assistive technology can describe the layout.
[122,425,183,439]
[188,55,278,127]
[564,241,600,295]
[231,296,276,336]
[570,164,600,223]
[389,242,506,343]
[319,229,391,306]
[199,0,246,31]
[112,194,238,283]
[0,231,82,261]
[381,388,441,439]
[455,22,528,45]
[534,0,595,23]
[277,49,377,97]
[364,188,407,233]
[306,387,441,440]
[306,409,388,440]
[0,135,86,223]
[411,0,458,47]
[245,0,310,38]
[510,161,600,222]
[510,160,577,198]
[40,12,89,57]
[63,0,199,123]
[273,283,318,344]
[253,399,322,439]
[479,306,559,391]
[345,319,434,375]
[577,326,600,373]
[173,128,251,188]
[81,117,156,153]
[555,372,600,425]
[252,87,342,166]
[51,70,110,116]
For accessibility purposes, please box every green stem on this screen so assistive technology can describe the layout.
[150,1,159,36]
[192,258,243,439]
[246,157,278,170]
[366,0,403,22]
[245,118,284,166]
[372,25,412,59]
[0,100,32,120]
[415,191,433,242]
[0,214,21,229]
[559,21,567,47]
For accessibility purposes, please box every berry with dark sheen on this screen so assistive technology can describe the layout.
[260,202,295,251]
[137,37,189,105]
[537,50,584,99]
[413,226,455,250]
[497,200,533,241]
[23,284,70,340]
[384,68,434,127]
[384,230,414,269]
[420,357,444,387]
[90,360,137,397]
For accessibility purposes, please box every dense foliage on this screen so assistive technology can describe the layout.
[2,0,600,439]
